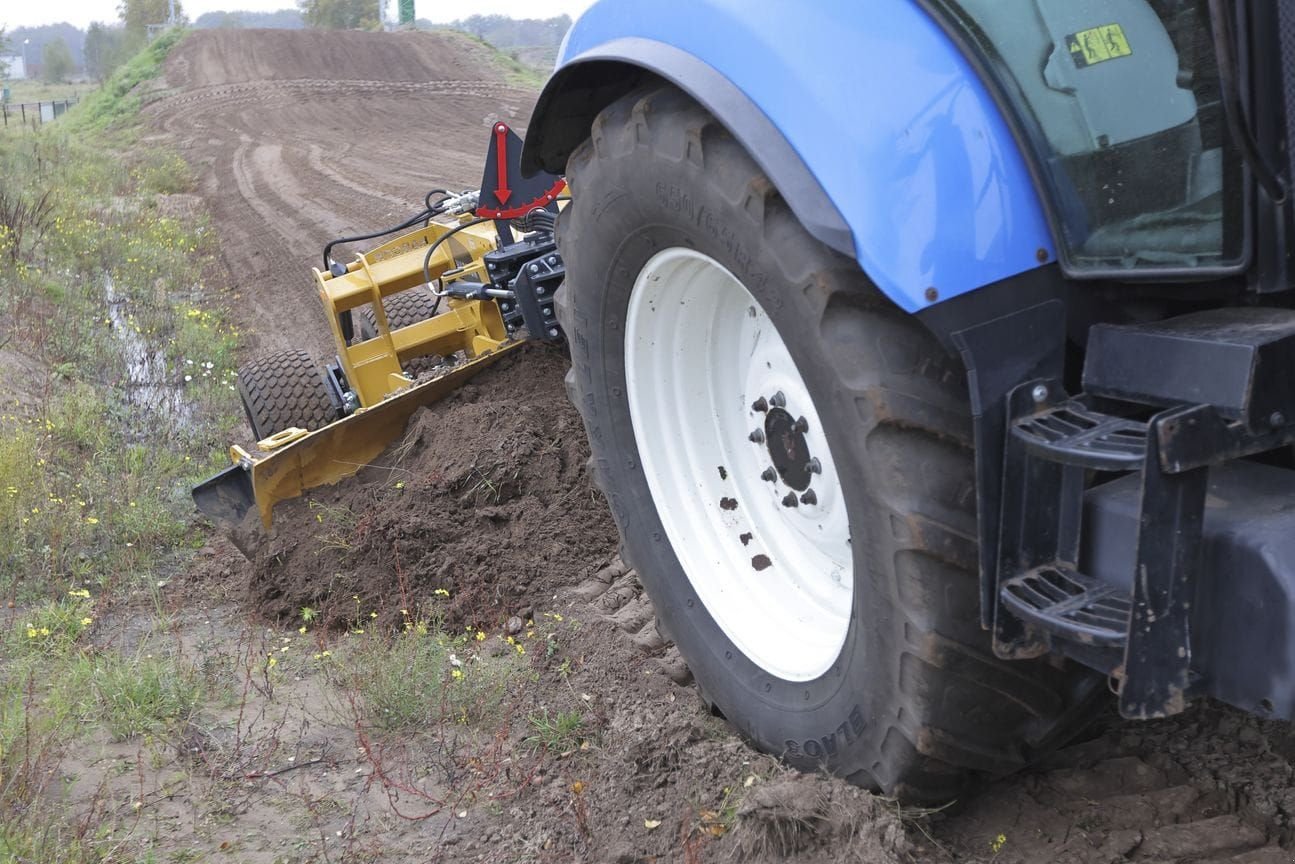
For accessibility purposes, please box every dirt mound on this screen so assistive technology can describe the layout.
[165,29,506,88]
[250,343,620,630]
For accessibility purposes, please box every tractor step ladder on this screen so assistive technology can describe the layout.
[998,402,1146,649]
[992,388,1207,720]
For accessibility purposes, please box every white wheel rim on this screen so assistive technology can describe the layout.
[625,248,853,682]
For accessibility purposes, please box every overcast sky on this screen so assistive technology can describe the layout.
[3,0,595,31]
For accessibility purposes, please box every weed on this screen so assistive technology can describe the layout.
[91,651,205,740]
[524,709,585,753]
[342,615,526,732]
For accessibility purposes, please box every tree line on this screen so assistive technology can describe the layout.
[2,0,184,85]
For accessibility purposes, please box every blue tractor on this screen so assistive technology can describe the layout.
[196,0,1295,804]
[522,0,1295,801]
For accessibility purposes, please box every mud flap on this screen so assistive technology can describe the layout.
[193,342,524,542]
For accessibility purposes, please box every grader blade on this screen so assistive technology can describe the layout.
[193,342,523,536]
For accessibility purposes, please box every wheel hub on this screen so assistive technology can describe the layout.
[761,402,813,492]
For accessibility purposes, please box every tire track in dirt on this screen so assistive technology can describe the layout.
[147,29,536,359]
[573,560,1295,863]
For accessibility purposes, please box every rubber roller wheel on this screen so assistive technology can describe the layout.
[237,349,338,443]
[555,83,1103,803]
[356,290,443,377]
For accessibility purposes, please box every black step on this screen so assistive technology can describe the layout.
[1013,402,1148,471]
[1000,564,1130,648]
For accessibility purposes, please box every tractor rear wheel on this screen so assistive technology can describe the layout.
[357,290,442,377]
[556,85,1100,802]
[237,348,337,442]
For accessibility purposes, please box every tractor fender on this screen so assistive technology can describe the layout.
[522,0,1056,313]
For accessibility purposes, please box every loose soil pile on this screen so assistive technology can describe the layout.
[249,343,620,634]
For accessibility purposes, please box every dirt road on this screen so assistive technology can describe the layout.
[148,28,537,360]
[152,29,1295,864]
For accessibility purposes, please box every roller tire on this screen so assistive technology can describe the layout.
[237,349,338,442]
[357,290,442,377]
[555,84,1102,803]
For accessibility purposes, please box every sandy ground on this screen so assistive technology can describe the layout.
[126,28,1295,864]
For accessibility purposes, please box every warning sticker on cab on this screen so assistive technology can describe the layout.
[1066,23,1132,68]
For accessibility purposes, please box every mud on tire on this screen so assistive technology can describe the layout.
[556,84,1102,803]
[237,348,338,442]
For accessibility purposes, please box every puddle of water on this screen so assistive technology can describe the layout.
[104,274,197,436]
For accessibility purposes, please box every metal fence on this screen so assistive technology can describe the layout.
[1,97,79,130]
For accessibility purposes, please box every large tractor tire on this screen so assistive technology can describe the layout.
[237,348,337,442]
[556,85,1101,803]
[356,290,442,377]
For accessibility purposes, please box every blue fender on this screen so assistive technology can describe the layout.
[522,0,1056,313]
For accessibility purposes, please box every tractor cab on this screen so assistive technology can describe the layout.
[927,0,1271,280]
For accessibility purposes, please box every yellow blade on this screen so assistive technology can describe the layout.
[193,342,523,538]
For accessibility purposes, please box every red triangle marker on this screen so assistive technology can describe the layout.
[494,124,512,204]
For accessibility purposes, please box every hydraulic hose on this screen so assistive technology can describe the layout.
[421,217,492,316]
[321,190,452,271]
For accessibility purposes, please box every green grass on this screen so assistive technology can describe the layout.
[0,117,240,599]
[442,29,547,88]
[341,613,529,732]
[65,28,186,132]
[524,708,586,753]
[2,80,88,104]
[0,30,240,860]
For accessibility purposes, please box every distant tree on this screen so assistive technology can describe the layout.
[118,0,186,37]
[11,24,89,73]
[84,23,128,82]
[298,0,377,30]
[41,38,74,83]
[193,9,304,28]
[0,28,9,79]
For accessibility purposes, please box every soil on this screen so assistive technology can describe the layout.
[146,28,537,360]
[135,28,1295,864]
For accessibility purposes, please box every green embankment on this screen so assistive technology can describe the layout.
[0,29,237,862]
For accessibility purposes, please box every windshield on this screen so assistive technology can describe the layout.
[931,0,1246,275]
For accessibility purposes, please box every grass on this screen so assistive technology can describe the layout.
[2,80,88,104]
[65,27,186,133]
[0,29,242,859]
[442,29,548,88]
[524,708,586,753]
[340,611,529,731]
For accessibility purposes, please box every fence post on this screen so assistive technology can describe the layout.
[20,103,25,124]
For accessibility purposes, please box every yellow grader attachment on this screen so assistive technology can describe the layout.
[194,123,567,538]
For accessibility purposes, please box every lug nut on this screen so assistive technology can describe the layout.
[749,429,765,444]
[794,416,809,433]
[761,467,777,482]
[781,493,799,508]
[800,489,817,506]
[770,391,787,408]
[752,396,768,413]
[806,457,821,475]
